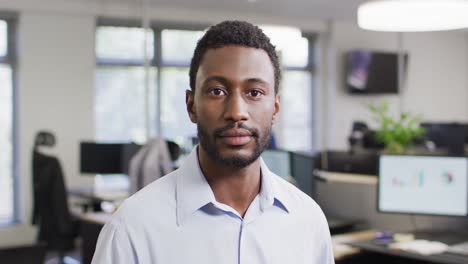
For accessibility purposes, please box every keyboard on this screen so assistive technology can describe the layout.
[447,241,468,255]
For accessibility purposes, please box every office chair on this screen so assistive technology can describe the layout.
[32,131,79,264]
[129,137,175,194]
[166,140,181,162]
[348,121,369,150]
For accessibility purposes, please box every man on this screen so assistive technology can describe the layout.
[92,20,334,264]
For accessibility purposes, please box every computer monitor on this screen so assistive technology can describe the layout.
[421,122,468,155]
[378,155,468,216]
[261,149,291,179]
[80,142,125,174]
[317,151,379,175]
[80,142,142,175]
[291,152,316,198]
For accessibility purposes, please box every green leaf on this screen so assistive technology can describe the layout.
[368,100,424,153]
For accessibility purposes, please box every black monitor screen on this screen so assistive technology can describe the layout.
[421,123,468,155]
[318,151,378,175]
[346,50,408,94]
[80,142,124,174]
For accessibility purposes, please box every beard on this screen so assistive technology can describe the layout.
[197,122,271,169]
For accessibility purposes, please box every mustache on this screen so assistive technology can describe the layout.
[214,123,259,138]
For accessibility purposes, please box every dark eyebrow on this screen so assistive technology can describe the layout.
[246,78,270,87]
[202,76,271,88]
[202,76,230,87]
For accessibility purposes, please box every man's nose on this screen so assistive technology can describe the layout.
[223,92,249,122]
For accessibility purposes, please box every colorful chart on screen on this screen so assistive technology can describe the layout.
[379,155,468,216]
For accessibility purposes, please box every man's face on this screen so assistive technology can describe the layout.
[186,45,280,168]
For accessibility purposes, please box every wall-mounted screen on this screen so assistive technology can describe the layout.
[346,50,408,94]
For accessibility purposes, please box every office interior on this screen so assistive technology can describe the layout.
[1,0,468,263]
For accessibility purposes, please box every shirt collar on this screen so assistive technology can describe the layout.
[176,147,291,226]
[258,157,292,214]
[176,148,216,226]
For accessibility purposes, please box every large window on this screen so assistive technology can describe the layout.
[95,23,202,146]
[0,16,17,225]
[95,26,157,143]
[95,21,316,152]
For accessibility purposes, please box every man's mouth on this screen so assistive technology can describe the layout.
[218,129,253,146]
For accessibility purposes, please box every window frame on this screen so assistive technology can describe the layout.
[0,11,18,225]
[281,32,317,150]
[95,18,208,137]
[0,13,16,64]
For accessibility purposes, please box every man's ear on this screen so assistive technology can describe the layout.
[186,89,197,124]
[272,94,280,124]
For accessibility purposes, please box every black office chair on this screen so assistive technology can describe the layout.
[166,140,181,162]
[0,243,47,264]
[348,121,386,150]
[348,121,369,149]
[32,131,79,264]
[80,220,105,264]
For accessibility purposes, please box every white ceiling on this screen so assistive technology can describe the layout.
[89,0,368,21]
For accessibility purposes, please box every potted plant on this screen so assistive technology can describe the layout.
[368,100,425,154]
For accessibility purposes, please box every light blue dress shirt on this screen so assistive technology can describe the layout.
[92,148,334,264]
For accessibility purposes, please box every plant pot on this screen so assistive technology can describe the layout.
[383,142,406,155]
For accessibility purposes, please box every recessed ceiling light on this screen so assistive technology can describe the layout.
[358,0,468,32]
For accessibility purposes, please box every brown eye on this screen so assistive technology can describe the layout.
[248,89,263,98]
[210,88,226,96]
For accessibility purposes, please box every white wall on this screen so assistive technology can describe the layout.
[326,21,468,149]
[404,32,468,121]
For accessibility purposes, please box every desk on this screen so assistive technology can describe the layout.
[332,229,376,260]
[69,187,128,212]
[347,230,468,264]
[314,170,378,185]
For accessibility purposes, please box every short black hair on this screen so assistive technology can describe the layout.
[189,20,281,93]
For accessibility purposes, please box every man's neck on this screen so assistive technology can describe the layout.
[198,147,261,218]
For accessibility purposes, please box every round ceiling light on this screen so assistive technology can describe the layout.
[358,0,468,32]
